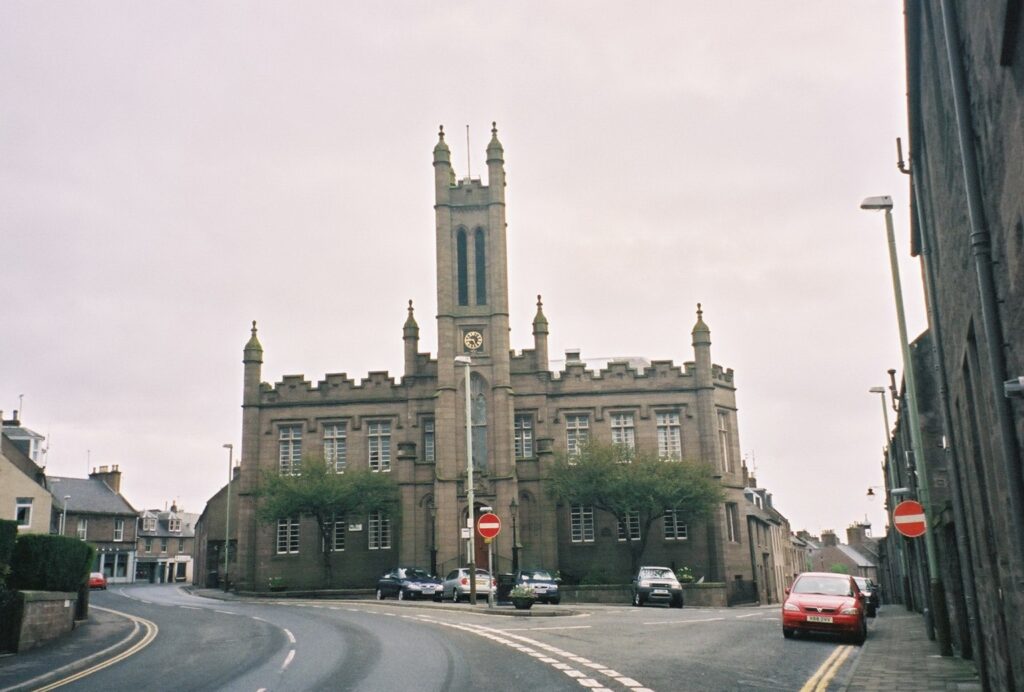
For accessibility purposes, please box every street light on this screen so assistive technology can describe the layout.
[61,495,71,536]
[509,498,519,573]
[428,499,437,576]
[861,195,950,652]
[223,443,233,592]
[454,355,476,605]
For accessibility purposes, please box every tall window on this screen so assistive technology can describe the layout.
[329,513,346,551]
[657,412,682,459]
[514,414,534,458]
[114,518,124,542]
[610,413,635,451]
[456,229,468,306]
[178,538,185,552]
[160,538,168,553]
[144,538,152,553]
[77,518,88,540]
[279,424,302,475]
[718,411,733,473]
[422,418,435,462]
[566,414,589,456]
[368,421,391,472]
[664,509,688,540]
[726,503,740,543]
[617,511,641,542]
[324,422,347,472]
[368,511,391,550]
[570,504,595,543]
[474,228,487,305]
[15,498,32,528]
[471,373,488,471]
[276,517,300,554]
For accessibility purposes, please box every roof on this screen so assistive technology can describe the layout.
[48,476,137,516]
[138,509,199,538]
[836,544,876,569]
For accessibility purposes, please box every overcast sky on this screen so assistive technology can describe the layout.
[1,2,922,539]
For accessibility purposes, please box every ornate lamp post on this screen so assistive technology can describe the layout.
[222,443,233,592]
[509,498,519,573]
[428,499,437,576]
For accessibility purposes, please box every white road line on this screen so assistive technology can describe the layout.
[283,628,296,644]
[736,612,761,618]
[281,649,296,672]
[179,605,201,610]
[641,617,724,625]
[215,609,235,615]
[503,625,592,632]
[252,616,266,622]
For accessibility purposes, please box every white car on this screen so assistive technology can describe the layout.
[441,568,495,602]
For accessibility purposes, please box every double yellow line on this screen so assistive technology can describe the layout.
[27,606,158,691]
[799,644,854,692]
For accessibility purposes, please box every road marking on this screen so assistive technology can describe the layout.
[29,606,158,691]
[503,625,592,632]
[179,605,201,610]
[281,649,296,672]
[215,609,235,615]
[799,645,853,692]
[252,616,266,622]
[283,628,296,644]
[642,617,724,625]
[736,612,761,618]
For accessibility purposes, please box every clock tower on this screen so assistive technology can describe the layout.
[432,124,517,568]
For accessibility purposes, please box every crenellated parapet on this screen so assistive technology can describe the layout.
[535,357,735,393]
[259,370,413,404]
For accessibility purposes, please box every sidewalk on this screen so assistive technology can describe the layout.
[844,608,981,691]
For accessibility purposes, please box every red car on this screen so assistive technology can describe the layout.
[782,572,867,644]
[88,572,108,590]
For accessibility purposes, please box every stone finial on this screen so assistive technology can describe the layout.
[404,299,419,334]
[533,293,549,331]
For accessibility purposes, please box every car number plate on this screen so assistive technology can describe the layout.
[653,589,669,595]
[806,615,833,623]
[475,580,489,588]
[423,586,436,592]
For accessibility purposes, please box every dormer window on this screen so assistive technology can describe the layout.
[143,516,157,532]
[168,518,182,533]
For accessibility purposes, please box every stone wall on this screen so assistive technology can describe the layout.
[11,590,78,652]
[559,582,729,608]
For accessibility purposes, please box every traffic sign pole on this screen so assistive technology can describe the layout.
[486,538,494,609]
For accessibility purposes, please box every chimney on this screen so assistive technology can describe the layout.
[821,530,838,547]
[846,522,868,548]
[565,348,582,364]
[90,464,122,493]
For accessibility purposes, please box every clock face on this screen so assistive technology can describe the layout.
[463,330,484,351]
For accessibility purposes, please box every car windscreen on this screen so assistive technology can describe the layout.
[639,569,673,580]
[523,571,553,581]
[406,569,431,579]
[792,577,853,596]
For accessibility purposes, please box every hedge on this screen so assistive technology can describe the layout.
[9,534,94,592]
[0,519,16,588]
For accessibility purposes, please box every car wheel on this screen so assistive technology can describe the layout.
[783,628,794,639]
[671,595,683,609]
[398,589,406,601]
[433,592,442,602]
[550,597,561,605]
[852,620,867,645]
[867,605,876,618]
[632,592,644,607]
[452,588,460,603]
[375,588,384,600]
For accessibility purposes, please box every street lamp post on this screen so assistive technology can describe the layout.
[428,499,437,576]
[61,495,70,536]
[455,355,476,605]
[861,196,951,653]
[223,443,233,592]
[509,498,519,573]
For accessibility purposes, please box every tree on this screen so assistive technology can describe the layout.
[547,441,723,576]
[255,458,400,587]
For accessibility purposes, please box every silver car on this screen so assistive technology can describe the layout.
[442,567,495,602]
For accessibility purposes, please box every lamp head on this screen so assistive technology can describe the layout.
[478,505,493,513]
[860,195,893,211]
[223,443,233,450]
[454,355,471,365]
[868,386,886,394]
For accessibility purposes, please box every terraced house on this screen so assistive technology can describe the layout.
[230,127,775,599]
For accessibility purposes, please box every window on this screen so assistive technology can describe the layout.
[276,517,300,554]
[368,421,391,472]
[114,518,124,542]
[15,498,32,528]
[657,412,681,459]
[77,518,88,540]
[329,513,346,551]
[570,504,595,543]
[617,511,640,542]
[422,418,435,462]
[368,511,391,550]
[144,538,152,553]
[168,518,181,532]
[178,538,185,552]
[279,424,302,475]
[565,414,589,456]
[718,411,733,473]
[456,229,468,306]
[474,228,487,305]
[514,414,534,458]
[664,509,688,540]
[324,422,347,472]
[143,516,156,532]
[726,503,741,543]
[471,373,488,471]
[160,538,168,554]
[610,413,635,451]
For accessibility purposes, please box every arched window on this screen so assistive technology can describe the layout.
[471,372,488,471]
[457,229,468,306]
[474,228,487,305]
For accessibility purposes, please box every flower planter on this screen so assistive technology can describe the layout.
[512,597,534,610]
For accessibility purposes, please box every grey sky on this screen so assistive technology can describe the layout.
[1,2,921,537]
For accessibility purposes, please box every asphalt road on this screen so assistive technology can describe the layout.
[15,585,870,691]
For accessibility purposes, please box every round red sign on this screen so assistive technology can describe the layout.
[893,500,927,538]
[477,512,501,539]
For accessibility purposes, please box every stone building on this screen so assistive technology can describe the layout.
[136,504,199,584]
[230,126,769,601]
[900,3,1023,689]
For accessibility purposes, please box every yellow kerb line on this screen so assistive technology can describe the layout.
[799,645,852,692]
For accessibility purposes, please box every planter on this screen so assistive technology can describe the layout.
[512,597,534,610]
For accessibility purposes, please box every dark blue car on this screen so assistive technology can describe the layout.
[376,567,443,601]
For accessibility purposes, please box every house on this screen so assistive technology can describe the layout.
[1,413,54,535]
[805,526,879,582]
[136,504,199,583]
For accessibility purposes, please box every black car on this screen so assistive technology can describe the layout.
[512,569,561,605]
[853,576,879,617]
[632,566,683,608]
[375,567,443,601]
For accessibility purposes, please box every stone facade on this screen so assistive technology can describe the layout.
[231,127,773,600]
[901,3,1024,689]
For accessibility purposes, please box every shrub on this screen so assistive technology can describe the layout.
[9,534,94,592]
[509,584,536,600]
[0,520,16,588]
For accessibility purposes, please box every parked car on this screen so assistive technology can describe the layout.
[88,572,107,590]
[782,572,867,644]
[512,569,560,605]
[375,567,443,601]
[631,566,683,608]
[441,568,495,602]
[853,576,879,617]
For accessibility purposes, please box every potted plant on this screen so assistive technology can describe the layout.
[267,576,287,592]
[509,584,536,610]
[676,566,694,584]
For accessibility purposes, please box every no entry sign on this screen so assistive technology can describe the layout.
[893,500,927,538]
[477,512,501,539]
